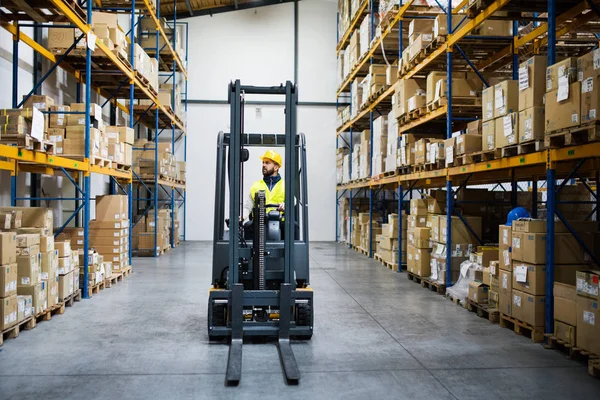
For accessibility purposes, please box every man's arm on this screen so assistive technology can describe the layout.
[242,192,254,221]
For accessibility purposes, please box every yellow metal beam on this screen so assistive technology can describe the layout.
[551,142,600,163]
[399,105,447,133]
[142,0,188,79]
[0,160,15,173]
[0,145,88,172]
[453,0,470,14]
[336,0,369,55]
[90,165,132,181]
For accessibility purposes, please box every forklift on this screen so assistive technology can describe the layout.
[208,81,314,385]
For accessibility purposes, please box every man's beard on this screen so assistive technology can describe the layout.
[263,167,274,176]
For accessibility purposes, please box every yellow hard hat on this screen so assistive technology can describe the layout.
[260,150,282,167]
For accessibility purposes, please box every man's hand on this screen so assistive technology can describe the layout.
[278,203,285,212]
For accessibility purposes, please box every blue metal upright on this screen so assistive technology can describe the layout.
[82,0,93,299]
[445,2,454,287]
[368,0,375,257]
[397,184,403,272]
[129,0,137,266]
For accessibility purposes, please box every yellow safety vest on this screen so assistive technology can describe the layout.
[249,178,285,215]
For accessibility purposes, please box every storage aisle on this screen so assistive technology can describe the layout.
[1,242,599,399]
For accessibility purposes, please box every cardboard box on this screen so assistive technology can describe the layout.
[494,80,519,118]
[545,82,581,133]
[89,220,128,230]
[0,264,17,298]
[22,95,54,111]
[576,296,600,354]
[17,254,40,286]
[499,269,512,316]
[39,235,54,253]
[495,112,518,147]
[40,251,58,281]
[58,271,74,301]
[0,295,17,330]
[577,49,600,82]
[518,106,544,144]
[481,119,495,150]
[521,292,546,327]
[439,216,482,245]
[17,282,47,315]
[58,256,72,275]
[554,282,577,326]
[47,276,58,308]
[413,247,431,277]
[17,295,32,322]
[467,120,482,135]
[512,219,546,233]
[96,195,127,221]
[469,281,489,304]
[105,126,134,145]
[0,207,53,230]
[410,199,427,216]
[16,243,39,257]
[407,215,428,229]
[581,75,600,123]
[55,241,71,258]
[512,231,595,265]
[546,57,577,93]
[409,227,431,249]
[393,79,426,117]
[0,232,18,265]
[455,134,482,155]
[482,86,495,122]
[519,56,547,110]
[576,270,600,300]
[499,225,512,250]
[433,14,469,38]
[554,320,576,346]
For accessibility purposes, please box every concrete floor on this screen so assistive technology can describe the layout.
[1,242,599,400]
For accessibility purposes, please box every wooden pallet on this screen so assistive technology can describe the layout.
[62,155,112,168]
[517,139,545,155]
[34,302,65,324]
[0,316,35,347]
[116,163,132,171]
[544,335,600,379]
[421,278,446,295]
[0,135,55,154]
[113,49,132,70]
[61,289,82,307]
[104,271,124,288]
[122,265,132,277]
[545,122,600,148]
[86,280,105,298]
[499,313,545,343]
[445,292,467,308]
[406,107,427,121]
[374,253,400,272]
[407,271,423,284]
[466,299,499,323]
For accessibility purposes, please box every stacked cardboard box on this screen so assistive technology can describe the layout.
[545,57,579,133]
[393,78,426,120]
[426,71,482,107]
[78,250,106,288]
[358,130,370,179]
[481,80,519,151]
[406,199,432,277]
[132,139,179,180]
[90,195,130,272]
[384,110,398,173]
[158,83,184,121]
[104,126,134,166]
[375,213,407,267]
[518,56,546,145]
[15,233,45,316]
[554,281,577,346]
[358,14,373,60]
[354,212,381,250]
[0,232,18,330]
[507,218,597,327]
[133,209,172,254]
[0,108,45,145]
[336,147,349,184]
[575,270,600,354]
[467,247,498,305]
[139,16,185,62]
[371,116,388,177]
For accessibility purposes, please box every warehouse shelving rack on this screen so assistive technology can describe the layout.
[336,0,600,334]
[1,0,187,297]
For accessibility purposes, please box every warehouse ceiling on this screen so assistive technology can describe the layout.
[161,0,298,19]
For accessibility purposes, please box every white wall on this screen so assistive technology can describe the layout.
[185,0,337,241]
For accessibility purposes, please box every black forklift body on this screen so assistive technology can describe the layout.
[208,81,313,385]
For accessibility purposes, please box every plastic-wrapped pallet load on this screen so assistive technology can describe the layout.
[446,258,480,304]
[370,116,388,177]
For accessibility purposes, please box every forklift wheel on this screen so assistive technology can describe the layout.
[293,303,313,340]
[208,302,227,341]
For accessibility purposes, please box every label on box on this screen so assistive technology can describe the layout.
[486,102,493,119]
[40,272,48,280]
[546,77,552,91]
[524,118,533,140]
[490,265,496,275]
[21,277,30,285]
[502,230,509,245]
[572,114,578,123]
[594,51,600,70]
[495,87,504,108]
[31,107,44,141]
[591,109,597,120]
[583,77,594,93]
[503,249,510,267]
[502,274,509,289]
[557,76,569,102]
[513,294,521,307]
[512,237,520,249]
[503,115,513,137]
[583,310,596,325]
[514,265,527,283]
[519,66,529,91]
[487,134,494,150]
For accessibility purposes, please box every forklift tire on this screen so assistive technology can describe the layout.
[208,302,227,341]
[293,303,313,340]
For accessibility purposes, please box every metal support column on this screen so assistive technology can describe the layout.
[545,169,556,335]
[397,184,403,272]
[82,1,93,299]
[445,4,454,287]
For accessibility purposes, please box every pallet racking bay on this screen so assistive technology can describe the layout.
[1,0,188,297]
[335,0,600,333]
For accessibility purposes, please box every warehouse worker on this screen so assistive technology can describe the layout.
[242,150,285,222]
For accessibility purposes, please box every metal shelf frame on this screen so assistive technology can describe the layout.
[3,0,187,297]
[335,0,600,334]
